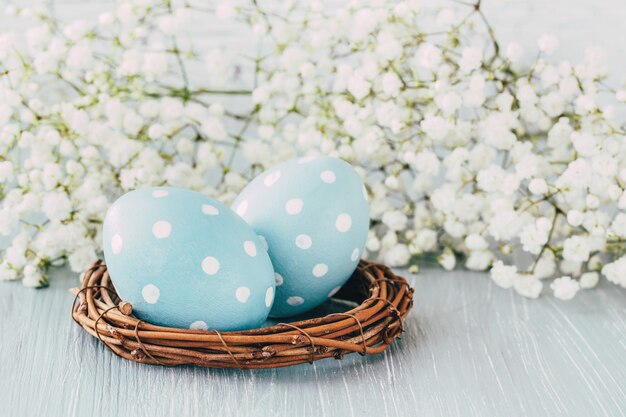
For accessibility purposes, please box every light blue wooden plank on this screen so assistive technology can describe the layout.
[1,266,624,417]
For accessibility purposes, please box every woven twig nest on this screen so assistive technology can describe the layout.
[70,259,414,369]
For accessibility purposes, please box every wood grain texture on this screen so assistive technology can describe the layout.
[1,267,624,417]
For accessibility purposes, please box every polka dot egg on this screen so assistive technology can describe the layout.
[102,187,275,331]
[232,156,369,317]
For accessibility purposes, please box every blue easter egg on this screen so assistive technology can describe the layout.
[232,156,369,317]
[102,187,275,331]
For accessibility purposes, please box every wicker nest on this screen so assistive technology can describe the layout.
[70,259,414,369]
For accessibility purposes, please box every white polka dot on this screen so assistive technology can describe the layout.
[142,284,160,304]
[244,240,257,257]
[285,198,303,215]
[320,170,336,183]
[236,200,248,216]
[236,287,250,303]
[312,263,328,277]
[287,296,304,306]
[111,234,123,254]
[328,286,342,298]
[152,189,168,198]
[362,184,368,200]
[202,204,219,216]
[189,321,208,330]
[335,213,352,232]
[265,287,274,308]
[298,156,317,164]
[258,235,269,251]
[275,273,283,286]
[295,234,312,250]
[202,256,220,275]
[152,220,172,239]
[263,170,282,187]
[351,248,360,262]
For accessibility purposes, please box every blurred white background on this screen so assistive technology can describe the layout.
[2,0,625,83]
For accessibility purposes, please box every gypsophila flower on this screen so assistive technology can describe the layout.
[0,0,625,301]
[247,0,626,300]
[601,256,626,288]
[437,248,456,271]
[514,275,543,299]
[562,236,591,263]
[490,261,518,289]
[579,272,599,289]
[551,276,580,300]
[0,1,255,285]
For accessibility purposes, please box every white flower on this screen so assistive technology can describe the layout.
[459,47,482,72]
[414,229,437,252]
[528,178,548,195]
[532,252,557,279]
[436,91,462,115]
[477,164,505,193]
[514,275,543,298]
[490,261,518,288]
[562,236,590,263]
[366,234,381,252]
[384,244,411,267]
[575,95,595,114]
[216,1,237,20]
[601,256,626,288]
[420,114,449,141]
[117,49,142,76]
[22,264,44,288]
[143,52,168,77]
[579,272,599,289]
[381,72,402,97]
[610,213,626,238]
[465,233,488,251]
[488,210,525,241]
[436,8,455,26]
[437,248,456,271]
[41,191,73,222]
[63,20,91,41]
[566,210,584,227]
[519,218,550,255]
[570,132,599,157]
[0,207,18,237]
[350,9,379,41]
[67,43,94,70]
[413,150,440,176]
[1,0,626,299]
[465,250,494,271]
[200,118,227,140]
[375,31,402,62]
[347,74,370,100]
[68,244,97,273]
[98,12,115,27]
[538,34,559,54]
[506,42,523,63]
[412,43,442,69]
[382,210,408,231]
[0,262,18,281]
[0,160,13,181]
[550,276,580,300]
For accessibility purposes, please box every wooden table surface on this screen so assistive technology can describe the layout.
[1,267,624,417]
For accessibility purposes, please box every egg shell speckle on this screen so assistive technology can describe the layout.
[103,187,275,331]
[232,156,369,317]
